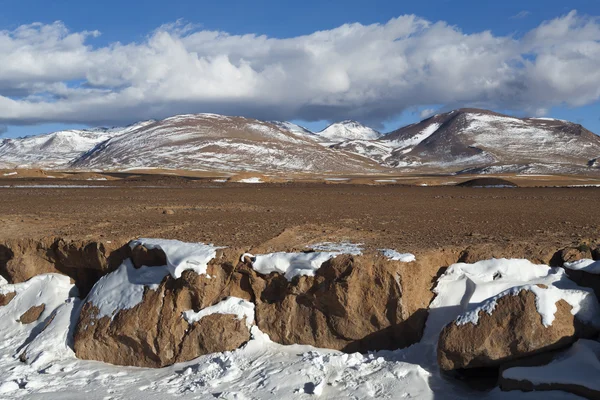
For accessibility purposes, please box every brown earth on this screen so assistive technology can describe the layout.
[0,177,599,255]
[19,304,45,324]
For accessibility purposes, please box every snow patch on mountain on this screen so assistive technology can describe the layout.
[317,120,382,142]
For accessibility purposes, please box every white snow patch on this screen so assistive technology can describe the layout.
[564,259,600,274]
[238,177,263,183]
[183,297,255,329]
[242,242,362,280]
[243,251,342,281]
[309,241,363,255]
[2,172,17,176]
[86,260,170,319]
[380,249,416,262]
[130,238,223,279]
[502,339,600,392]
[455,283,600,327]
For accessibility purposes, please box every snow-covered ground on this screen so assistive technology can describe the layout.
[0,240,593,399]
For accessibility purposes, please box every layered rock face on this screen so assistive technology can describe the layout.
[74,247,441,367]
[250,254,427,352]
[0,238,130,296]
[74,252,253,368]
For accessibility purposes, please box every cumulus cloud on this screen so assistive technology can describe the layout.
[0,11,599,128]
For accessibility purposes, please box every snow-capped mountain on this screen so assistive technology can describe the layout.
[70,114,383,173]
[378,108,600,173]
[0,121,155,169]
[317,121,382,142]
[1,109,598,175]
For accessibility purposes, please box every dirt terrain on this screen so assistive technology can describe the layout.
[1,175,598,254]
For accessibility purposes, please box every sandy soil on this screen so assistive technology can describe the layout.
[0,176,598,254]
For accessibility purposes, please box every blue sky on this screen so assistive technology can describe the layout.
[0,0,599,137]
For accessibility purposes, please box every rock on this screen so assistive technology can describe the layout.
[0,292,16,307]
[19,304,45,324]
[251,254,432,353]
[130,244,167,268]
[557,246,593,265]
[162,209,175,215]
[0,237,130,297]
[593,246,600,261]
[459,243,556,265]
[74,256,252,368]
[437,290,596,371]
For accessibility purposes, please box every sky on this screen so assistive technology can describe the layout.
[0,0,599,138]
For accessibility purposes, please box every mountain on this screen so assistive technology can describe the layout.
[317,121,382,142]
[70,114,384,173]
[334,109,600,174]
[1,109,599,176]
[0,121,154,169]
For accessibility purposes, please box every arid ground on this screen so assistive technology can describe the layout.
[1,175,598,254]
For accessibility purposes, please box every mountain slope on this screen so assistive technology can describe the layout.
[378,109,600,173]
[71,114,384,173]
[317,121,382,142]
[0,121,154,169]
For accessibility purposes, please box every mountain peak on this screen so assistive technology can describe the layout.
[318,120,381,141]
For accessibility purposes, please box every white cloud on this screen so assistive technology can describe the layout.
[511,11,531,19]
[420,109,436,118]
[0,12,599,128]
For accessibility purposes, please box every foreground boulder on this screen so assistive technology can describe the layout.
[74,249,253,368]
[438,288,599,371]
[247,254,431,353]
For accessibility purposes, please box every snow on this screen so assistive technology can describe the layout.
[309,241,363,255]
[86,260,170,319]
[243,251,342,280]
[502,339,600,392]
[429,258,600,328]
[455,282,600,327]
[243,242,363,280]
[380,249,416,262]
[130,238,223,279]
[388,123,441,151]
[238,177,263,183]
[564,259,600,274]
[317,121,382,142]
[183,297,255,329]
[3,172,17,176]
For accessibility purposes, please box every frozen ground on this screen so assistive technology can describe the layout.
[0,241,593,399]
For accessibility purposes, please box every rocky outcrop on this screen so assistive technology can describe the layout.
[19,304,45,324]
[0,291,16,306]
[245,252,455,353]
[557,246,593,265]
[437,290,596,371]
[458,243,557,265]
[0,237,130,296]
[74,253,253,368]
[74,247,453,367]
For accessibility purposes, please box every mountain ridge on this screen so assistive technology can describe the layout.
[1,108,599,176]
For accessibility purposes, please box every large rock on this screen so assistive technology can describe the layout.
[248,254,432,353]
[74,254,252,368]
[437,290,597,371]
[0,237,130,296]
